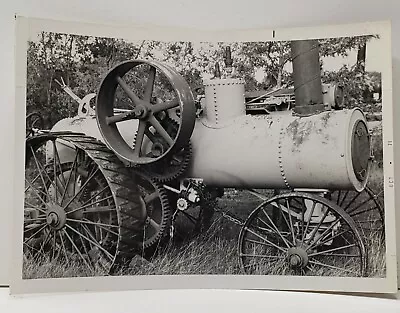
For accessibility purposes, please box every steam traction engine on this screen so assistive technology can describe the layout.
[24,40,383,277]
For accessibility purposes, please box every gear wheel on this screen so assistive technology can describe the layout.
[168,185,217,239]
[130,169,171,249]
[134,116,192,183]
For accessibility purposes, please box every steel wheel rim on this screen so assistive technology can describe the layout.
[24,137,119,274]
[238,192,367,277]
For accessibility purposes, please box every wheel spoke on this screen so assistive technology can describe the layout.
[63,168,100,210]
[244,237,280,248]
[259,209,292,248]
[24,200,47,214]
[29,146,50,197]
[144,128,157,143]
[24,224,47,242]
[348,206,379,218]
[106,110,137,125]
[308,260,358,275]
[144,191,159,205]
[25,178,48,206]
[148,115,174,146]
[82,218,119,236]
[315,228,351,247]
[84,206,115,214]
[152,99,179,114]
[116,76,142,106]
[285,199,296,245]
[60,151,79,205]
[63,229,93,271]
[73,185,110,210]
[306,217,343,251]
[59,231,70,266]
[245,227,287,253]
[25,173,41,193]
[52,140,67,188]
[301,201,316,244]
[342,191,362,211]
[306,205,330,245]
[143,66,156,102]
[67,195,113,215]
[346,197,373,215]
[240,253,284,259]
[339,191,350,207]
[148,218,161,232]
[133,120,147,156]
[66,218,119,229]
[24,223,46,231]
[66,224,114,260]
[308,243,357,257]
[24,217,46,223]
[336,191,341,205]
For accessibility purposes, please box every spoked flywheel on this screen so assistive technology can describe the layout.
[238,192,367,277]
[24,133,145,275]
[96,59,196,166]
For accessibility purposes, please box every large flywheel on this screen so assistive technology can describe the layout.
[24,133,146,275]
[96,60,196,165]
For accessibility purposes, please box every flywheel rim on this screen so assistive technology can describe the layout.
[96,59,196,166]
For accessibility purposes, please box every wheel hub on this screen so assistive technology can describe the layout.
[46,204,67,230]
[287,247,309,268]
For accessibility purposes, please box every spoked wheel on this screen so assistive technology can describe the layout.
[24,133,145,276]
[238,192,367,277]
[327,186,384,238]
[26,112,44,137]
[96,59,196,165]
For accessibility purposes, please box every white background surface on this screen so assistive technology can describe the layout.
[1,0,400,311]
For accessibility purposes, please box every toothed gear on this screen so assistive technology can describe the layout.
[130,169,171,249]
[134,116,192,183]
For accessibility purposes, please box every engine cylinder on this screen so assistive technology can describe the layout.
[188,108,370,192]
[203,78,245,126]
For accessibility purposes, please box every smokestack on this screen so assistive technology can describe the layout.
[290,40,324,115]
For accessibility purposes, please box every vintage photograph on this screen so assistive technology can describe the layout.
[21,26,388,284]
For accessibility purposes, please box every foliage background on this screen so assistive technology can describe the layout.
[26,33,382,128]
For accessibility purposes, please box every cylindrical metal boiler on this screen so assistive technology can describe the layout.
[188,108,370,192]
[48,116,137,164]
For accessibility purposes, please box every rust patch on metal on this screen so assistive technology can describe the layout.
[320,111,334,128]
[286,111,335,152]
[286,118,314,150]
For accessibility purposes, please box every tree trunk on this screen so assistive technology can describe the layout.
[356,43,366,72]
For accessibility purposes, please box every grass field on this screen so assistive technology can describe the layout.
[23,183,386,279]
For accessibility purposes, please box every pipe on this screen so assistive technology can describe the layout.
[290,40,324,115]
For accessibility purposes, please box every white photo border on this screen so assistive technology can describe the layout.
[11,16,397,295]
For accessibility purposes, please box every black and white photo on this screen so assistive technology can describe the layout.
[11,17,396,294]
